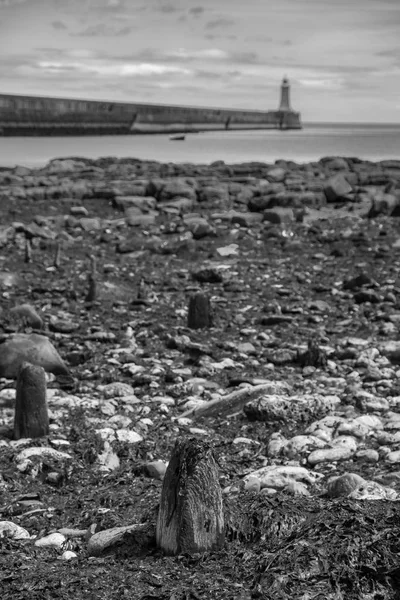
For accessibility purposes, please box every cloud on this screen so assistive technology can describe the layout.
[155,3,179,13]
[73,23,134,37]
[52,20,67,30]
[189,6,204,16]
[36,59,191,78]
[205,17,235,29]
[0,0,28,6]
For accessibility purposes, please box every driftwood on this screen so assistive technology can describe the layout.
[179,383,287,421]
[156,437,224,555]
[13,361,49,439]
[187,292,212,329]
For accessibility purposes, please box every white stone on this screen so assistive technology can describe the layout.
[35,532,66,548]
[15,447,71,463]
[115,429,143,444]
[0,521,30,539]
[243,465,318,486]
[60,551,78,560]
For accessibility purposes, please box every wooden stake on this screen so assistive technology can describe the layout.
[54,242,62,269]
[156,437,224,555]
[187,293,212,329]
[24,238,32,263]
[85,254,97,303]
[13,362,49,440]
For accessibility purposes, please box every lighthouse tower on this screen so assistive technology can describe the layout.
[278,76,291,111]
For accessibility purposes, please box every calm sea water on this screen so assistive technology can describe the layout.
[0,123,399,168]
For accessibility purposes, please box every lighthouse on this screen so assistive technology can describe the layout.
[276,76,301,129]
[278,76,291,112]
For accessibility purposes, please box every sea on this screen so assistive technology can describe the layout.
[0,123,399,168]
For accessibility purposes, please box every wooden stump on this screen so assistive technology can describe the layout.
[187,293,212,329]
[298,338,327,368]
[13,362,49,440]
[156,437,224,555]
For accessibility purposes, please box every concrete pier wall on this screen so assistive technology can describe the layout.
[0,93,302,135]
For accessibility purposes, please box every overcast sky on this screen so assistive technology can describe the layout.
[1,0,399,122]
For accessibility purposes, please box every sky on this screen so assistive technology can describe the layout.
[1,0,400,122]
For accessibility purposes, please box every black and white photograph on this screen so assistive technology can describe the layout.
[1,1,400,598]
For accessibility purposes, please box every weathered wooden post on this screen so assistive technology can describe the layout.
[25,238,32,263]
[14,362,49,440]
[156,437,224,555]
[85,254,97,303]
[298,338,327,368]
[54,241,62,269]
[187,293,212,329]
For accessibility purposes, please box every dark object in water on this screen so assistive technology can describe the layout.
[169,135,186,141]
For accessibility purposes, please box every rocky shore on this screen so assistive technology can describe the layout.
[1,155,400,598]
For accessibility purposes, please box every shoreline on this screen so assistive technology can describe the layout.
[1,124,400,168]
[1,155,400,224]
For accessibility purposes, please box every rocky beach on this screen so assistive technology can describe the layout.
[2,154,400,598]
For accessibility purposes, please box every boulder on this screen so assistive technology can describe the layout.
[114,196,157,212]
[248,195,273,212]
[198,185,230,208]
[266,167,286,183]
[159,179,197,202]
[0,333,69,378]
[184,217,215,239]
[125,210,157,227]
[9,304,43,329]
[263,208,295,224]
[368,191,400,217]
[230,211,263,227]
[324,174,353,202]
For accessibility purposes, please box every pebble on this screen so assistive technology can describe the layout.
[145,460,167,480]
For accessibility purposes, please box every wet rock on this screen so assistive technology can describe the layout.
[0,333,69,378]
